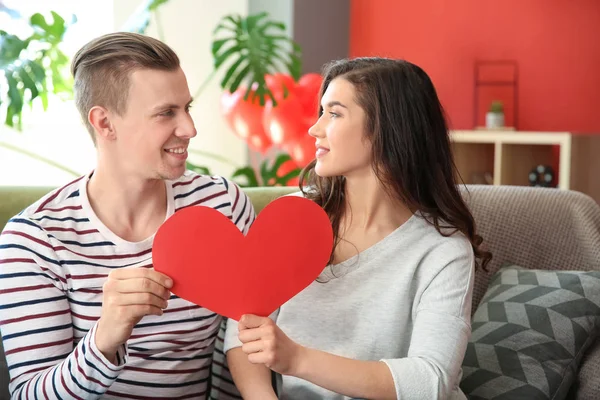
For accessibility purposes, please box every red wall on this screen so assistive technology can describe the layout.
[350,0,600,133]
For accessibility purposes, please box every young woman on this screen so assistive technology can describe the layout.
[223,57,491,400]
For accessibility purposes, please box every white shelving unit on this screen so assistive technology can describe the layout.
[449,130,600,203]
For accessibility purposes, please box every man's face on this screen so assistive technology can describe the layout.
[109,67,196,181]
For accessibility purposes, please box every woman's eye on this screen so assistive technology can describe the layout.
[329,112,339,118]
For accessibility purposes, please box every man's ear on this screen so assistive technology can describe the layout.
[88,106,116,141]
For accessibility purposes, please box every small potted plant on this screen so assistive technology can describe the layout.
[486,100,505,129]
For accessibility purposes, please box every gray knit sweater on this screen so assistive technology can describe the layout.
[225,212,474,399]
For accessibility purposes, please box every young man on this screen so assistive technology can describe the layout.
[0,32,251,399]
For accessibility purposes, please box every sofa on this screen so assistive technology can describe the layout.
[0,184,599,399]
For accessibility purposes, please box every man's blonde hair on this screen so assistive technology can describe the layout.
[71,32,180,143]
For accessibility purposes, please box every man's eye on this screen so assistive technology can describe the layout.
[329,112,339,118]
[185,105,192,113]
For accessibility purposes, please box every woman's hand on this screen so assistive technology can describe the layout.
[238,314,305,376]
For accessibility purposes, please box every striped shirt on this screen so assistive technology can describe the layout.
[0,170,253,399]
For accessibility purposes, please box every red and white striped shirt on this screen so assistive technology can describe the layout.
[0,170,253,399]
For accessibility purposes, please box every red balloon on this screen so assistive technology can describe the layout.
[221,88,272,153]
[278,159,298,175]
[287,176,300,187]
[263,92,306,146]
[295,73,323,124]
[247,132,272,154]
[284,134,315,168]
[265,73,297,101]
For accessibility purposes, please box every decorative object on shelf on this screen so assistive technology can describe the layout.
[528,165,555,187]
[485,101,505,129]
[473,60,518,130]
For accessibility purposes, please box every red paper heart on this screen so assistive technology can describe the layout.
[153,196,333,321]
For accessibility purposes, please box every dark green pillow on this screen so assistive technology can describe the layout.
[460,266,600,400]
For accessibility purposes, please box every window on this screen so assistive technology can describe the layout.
[0,0,113,186]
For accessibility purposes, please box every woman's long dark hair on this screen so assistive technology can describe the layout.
[300,57,491,271]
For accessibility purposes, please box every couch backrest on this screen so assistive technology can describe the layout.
[460,185,600,309]
[2,184,599,310]
[0,186,56,231]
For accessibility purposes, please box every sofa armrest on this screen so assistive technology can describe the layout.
[568,337,600,400]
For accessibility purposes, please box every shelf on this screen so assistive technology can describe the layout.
[451,142,495,185]
[500,144,555,187]
[449,130,600,203]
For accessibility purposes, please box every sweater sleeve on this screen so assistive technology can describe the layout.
[0,218,126,399]
[381,239,475,400]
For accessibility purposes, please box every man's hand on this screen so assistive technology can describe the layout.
[238,314,305,376]
[95,268,173,363]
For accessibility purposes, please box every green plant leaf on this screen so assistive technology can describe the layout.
[17,66,39,102]
[220,55,247,88]
[186,161,212,176]
[213,15,241,35]
[210,12,303,106]
[229,63,252,93]
[5,71,23,127]
[245,12,268,30]
[47,49,72,95]
[258,153,300,186]
[232,166,260,187]
[39,79,49,110]
[279,168,301,184]
[27,60,48,109]
[0,31,29,67]
[4,102,16,127]
[30,12,67,45]
[257,21,286,33]
[1,11,72,130]
[213,44,243,68]
[212,37,233,55]
[29,13,49,32]
[27,59,46,81]
[148,0,170,11]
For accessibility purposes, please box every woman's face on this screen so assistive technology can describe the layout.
[308,78,372,179]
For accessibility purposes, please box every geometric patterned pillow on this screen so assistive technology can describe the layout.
[460,266,600,400]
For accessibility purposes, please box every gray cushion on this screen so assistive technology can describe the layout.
[460,266,600,400]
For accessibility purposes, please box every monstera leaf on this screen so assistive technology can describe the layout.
[212,12,302,106]
[0,11,72,129]
[232,153,301,187]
